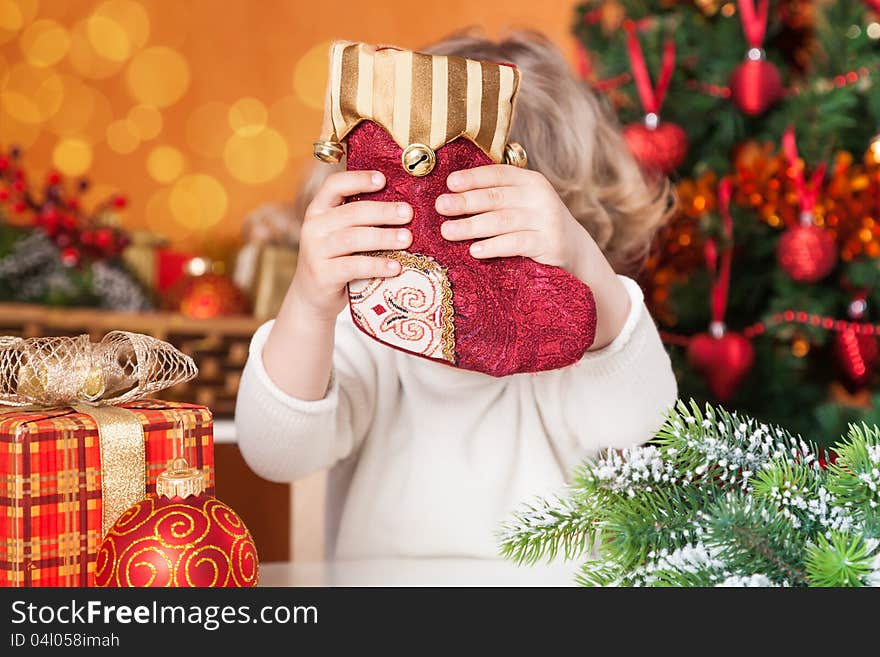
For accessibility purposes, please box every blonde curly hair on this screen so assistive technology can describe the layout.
[293,30,673,274]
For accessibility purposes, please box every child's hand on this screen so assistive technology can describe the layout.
[436,164,631,349]
[437,165,595,274]
[292,170,413,322]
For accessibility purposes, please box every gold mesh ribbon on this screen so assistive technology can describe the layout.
[0,332,197,536]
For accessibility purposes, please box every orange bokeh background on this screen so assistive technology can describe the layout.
[1,0,577,254]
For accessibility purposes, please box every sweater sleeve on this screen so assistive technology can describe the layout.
[531,275,678,471]
[234,312,384,483]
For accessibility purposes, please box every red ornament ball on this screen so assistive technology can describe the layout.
[687,329,755,402]
[833,328,879,388]
[60,247,80,267]
[166,260,250,318]
[95,459,259,588]
[776,223,837,282]
[623,119,688,175]
[730,58,783,116]
[112,194,128,209]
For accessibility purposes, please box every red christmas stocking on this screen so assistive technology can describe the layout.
[314,42,597,376]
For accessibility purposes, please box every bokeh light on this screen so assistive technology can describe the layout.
[0,0,558,253]
[127,103,162,140]
[268,94,314,153]
[68,18,125,79]
[46,75,97,136]
[293,40,332,110]
[228,97,267,137]
[106,118,140,154]
[52,138,93,176]
[89,0,149,61]
[76,87,114,144]
[147,145,185,183]
[186,101,231,158]
[145,186,173,234]
[0,0,38,46]
[20,19,70,67]
[1,62,63,123]
[87,13,131,62]
[170,173,228,229]
[125,46,190,107]
[224,127,289,184]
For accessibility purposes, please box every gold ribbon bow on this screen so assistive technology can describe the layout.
[0,331,198,536]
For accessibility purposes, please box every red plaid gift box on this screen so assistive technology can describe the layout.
[0,400,214,587]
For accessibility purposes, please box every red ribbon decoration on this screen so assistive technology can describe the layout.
[737,0,770,48]
[705,179,734,325]
[781,127,826,220]
[625,22,676,115]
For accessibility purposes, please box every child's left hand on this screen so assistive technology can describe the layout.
[436,164,631,350]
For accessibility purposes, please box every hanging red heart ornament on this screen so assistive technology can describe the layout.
[775,128,837,282]
[688,329,755,402]
[686,179,755,402]
[621,23,688,174]
[623,119,688,175]
[729,0,783,116]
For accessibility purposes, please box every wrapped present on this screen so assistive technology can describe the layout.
[251,245,298,320]
[233,202,300,320]
[0,331,213,587]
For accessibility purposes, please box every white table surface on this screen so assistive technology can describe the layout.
[258,558,579,587]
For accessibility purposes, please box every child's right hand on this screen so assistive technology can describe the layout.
[290,170,413,322]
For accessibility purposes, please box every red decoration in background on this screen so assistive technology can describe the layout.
[165,258,250,319]
[621,23,688,174]
[688,331,755,401]
[776,128,836,282]
[777,224,837,282]
[686,180,755,401]
[730,0,783,116]
[156,250,197,293]
[0,146,130,264]
[624,122,689,175]
[833,296,879,389]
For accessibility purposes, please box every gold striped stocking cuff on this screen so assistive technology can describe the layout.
[318,41,521,163]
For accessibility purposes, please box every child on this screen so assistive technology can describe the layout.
[235,31,677,561]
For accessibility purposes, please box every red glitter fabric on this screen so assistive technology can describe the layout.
[346,121,597,376]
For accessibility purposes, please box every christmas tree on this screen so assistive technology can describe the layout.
[500,401,880,586]
[575,0,880,445]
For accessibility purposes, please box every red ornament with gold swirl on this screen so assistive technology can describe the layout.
[95,457,258,587]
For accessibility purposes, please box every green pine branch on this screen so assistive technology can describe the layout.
[501,401,880,586]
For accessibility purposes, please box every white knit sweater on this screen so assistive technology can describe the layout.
[235,275,677,560]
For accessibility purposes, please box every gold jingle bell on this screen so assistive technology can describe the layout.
[313,140,345,163]
[401,143,436,177]
[504,142,528,168]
